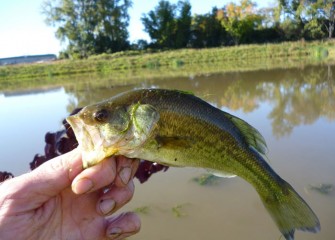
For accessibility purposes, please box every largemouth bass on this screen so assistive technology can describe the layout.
[67,88,320,240]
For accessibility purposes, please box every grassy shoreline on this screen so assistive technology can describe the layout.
[1,40,335,91]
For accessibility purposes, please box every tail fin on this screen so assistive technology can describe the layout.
[261,182,320,240]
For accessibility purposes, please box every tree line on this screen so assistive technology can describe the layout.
[42,0,335,59]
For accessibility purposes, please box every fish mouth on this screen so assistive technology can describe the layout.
[66,115,109,168]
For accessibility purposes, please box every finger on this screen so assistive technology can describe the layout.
[72,156,117,194]
[97,180,135,216]
[114,156,140,187]
[106,212,141,240]
[0,149,82,211]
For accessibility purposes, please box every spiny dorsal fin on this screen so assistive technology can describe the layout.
[223,112,268,156]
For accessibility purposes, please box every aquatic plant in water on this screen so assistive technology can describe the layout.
[172,203,189,218]
[308,183,334,195]
[192,173,223,186]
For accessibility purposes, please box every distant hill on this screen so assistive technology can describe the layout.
[0,54,57,66]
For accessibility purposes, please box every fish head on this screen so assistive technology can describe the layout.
[66,101,159,168]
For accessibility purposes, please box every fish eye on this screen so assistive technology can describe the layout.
[93,109,109,123]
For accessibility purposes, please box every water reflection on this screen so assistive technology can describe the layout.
[64,64,335,138]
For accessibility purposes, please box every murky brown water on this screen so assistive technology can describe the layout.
[1,64,334,239]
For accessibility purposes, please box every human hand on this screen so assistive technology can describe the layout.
[0,148,141,240]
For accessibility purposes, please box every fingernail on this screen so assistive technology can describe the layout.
[108,227,122,239]
[119,167,131,185]
[72,178,94,194]
[99,198,116,215]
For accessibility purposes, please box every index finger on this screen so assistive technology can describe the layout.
[114,156,140,187]
[71,156,117,194]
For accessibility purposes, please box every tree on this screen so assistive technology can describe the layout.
[175,1,192,48]
[305,0,335,38]
[277,0,303,19]
[141,0,176,48]
[141,0,191,49]
[304,18,325,40]
[218,0,264,45]
[190,7,227,48]
[42,0,132,58]
[276,0,305,40]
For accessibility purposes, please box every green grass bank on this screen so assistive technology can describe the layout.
[1,40,335,91]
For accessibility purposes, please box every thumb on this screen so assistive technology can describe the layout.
[28,148,83,196]
[2,149,83,210]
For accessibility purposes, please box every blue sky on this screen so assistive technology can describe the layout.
[0,0,271,58]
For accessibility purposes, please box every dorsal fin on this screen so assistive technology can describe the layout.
[223,112,268,156]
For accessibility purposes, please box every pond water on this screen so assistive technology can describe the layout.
[1,64,335,239]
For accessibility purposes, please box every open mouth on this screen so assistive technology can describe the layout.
[66,115,107,167]
[67,115,104,148]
